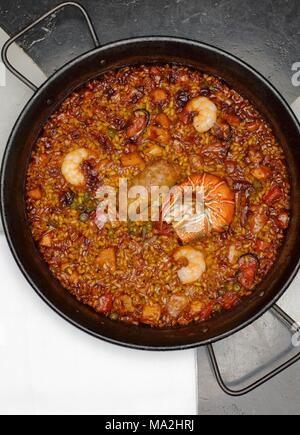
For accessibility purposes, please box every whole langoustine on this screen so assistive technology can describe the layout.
[163,172,235,244]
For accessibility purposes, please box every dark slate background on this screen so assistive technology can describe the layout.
[0,0,299,103]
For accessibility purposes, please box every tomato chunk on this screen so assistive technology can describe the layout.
[238,254,259,289]
[255,239,272,253]
[249,206,268,234]
[222,293,240,310]
[95,293,113,314]
[200,302,215,321]
[155,113,171,129]
[151,88,169,106]
[253,166,272,181]
[263,185,283,205]
[274,210,289,230]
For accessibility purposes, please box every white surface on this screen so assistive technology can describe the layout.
[0,29,197,416]
[0,238,196,415]
[0,28,46,157]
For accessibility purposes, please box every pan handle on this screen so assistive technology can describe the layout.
[1,1,100,92]
[207,304,300,396]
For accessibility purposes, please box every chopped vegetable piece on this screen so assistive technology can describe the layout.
[238,254,259,289]
[121,152,145,170]
[96,248,116,272]
[110,312,119,321]
[142,304,161,324]
[80,212,90,223]
[190,301,204,316]
[222,293,240,310]
[143,143,164,158]
[253,166,272,181]
[95,293,113,314]
[263,185,283,205]
[108,127,117,139]
[155,113,171,129]
[200,302,215,321]
[274,210,289,229]
[28,188,42,200]
[151,88,169,106]
[40,234,52,247]
[117,295,135,314]
[249,206,268,234]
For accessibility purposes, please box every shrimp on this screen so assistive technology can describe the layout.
[61,148,89,187]
[185,96,217,133]
[174,246,206,285]
[163,173,235,244]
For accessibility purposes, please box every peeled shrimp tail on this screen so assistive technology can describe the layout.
[185,96,217,133]
[174,246,206,284]
[61,148,89,187]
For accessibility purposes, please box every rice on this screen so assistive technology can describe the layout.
[26,64,290,328]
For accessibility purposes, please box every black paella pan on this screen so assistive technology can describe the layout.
[1,2,300,352]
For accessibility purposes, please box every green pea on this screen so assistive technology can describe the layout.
[253,179,262,190]
[108,127,117,139]
[108,229,115,238]
[130,227,137,235]
[80,212,90,223]
[48,220,58,229]
[83,192,92,202]
[110,313,119,321]
[234,283,241,292]
[146,222,153,232]
[86,202,97,213]
[129,225,139,236]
